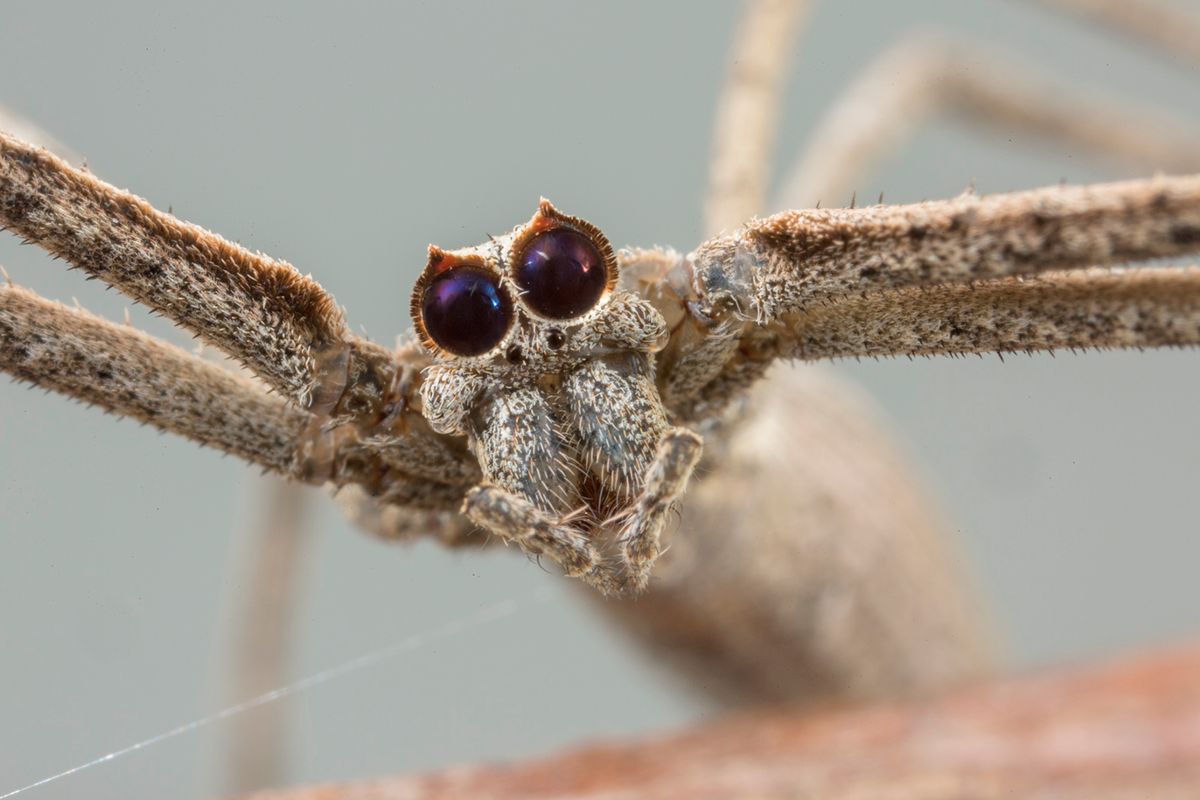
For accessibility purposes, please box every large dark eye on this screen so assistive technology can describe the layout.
[516,228,607,319]
[421,267,511,356]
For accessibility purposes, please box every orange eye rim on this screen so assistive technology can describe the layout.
[410,245,514,357]
[507,198,619,322]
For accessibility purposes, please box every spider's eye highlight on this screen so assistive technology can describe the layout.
[516,228,607,319]
[421,267,511,357]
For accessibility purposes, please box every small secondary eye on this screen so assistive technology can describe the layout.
[421,267,511,356]
[516,228,607,319]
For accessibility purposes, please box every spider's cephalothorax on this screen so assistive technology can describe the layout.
[411,199,703,594]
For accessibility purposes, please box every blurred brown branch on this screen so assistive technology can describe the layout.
[244,641,1200,799]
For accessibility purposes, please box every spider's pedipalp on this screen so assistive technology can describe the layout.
[462,485,599,580]
[787,266,1200,361]
[615,427,703,591]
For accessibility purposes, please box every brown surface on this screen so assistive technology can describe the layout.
[246,642,1200,799]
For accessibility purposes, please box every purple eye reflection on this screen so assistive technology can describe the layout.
[421,267,511,356]
[516,228,607,319]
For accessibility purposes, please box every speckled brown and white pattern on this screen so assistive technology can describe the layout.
[0,131,344,405]
[3,126,1200,599]
[788,267,1200,360]
[694,175,1200,323]
[0,283,309,472]
[647,175,1200,419]
[474,387,582,515]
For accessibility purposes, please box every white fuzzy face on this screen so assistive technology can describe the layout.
[410,202,676,550]
[411,199,668,391]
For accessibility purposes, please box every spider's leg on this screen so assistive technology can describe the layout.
[657,174,1200,419]
[699,176,1200,317]
[777,31,1200,209]
[0,130,349,407]
[0,281,465,507]
[0,281,308,472]
[1031,0,1200,67]
[460,386,600,583]
[0,130,474,485]
[682,1,1200,418]
[224,476,310,794]
[704,0,810,236]
[789,266,1200,361]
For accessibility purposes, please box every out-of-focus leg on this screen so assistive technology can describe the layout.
[704,0,810,236]
[776,32,1200,209]
[1032,0,1200,67]
[224,478,312,795]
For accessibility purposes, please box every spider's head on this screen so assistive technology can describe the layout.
[411,199,660,381]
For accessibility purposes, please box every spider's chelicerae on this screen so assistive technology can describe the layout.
[3,2,1200,780]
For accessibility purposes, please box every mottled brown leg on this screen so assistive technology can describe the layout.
[0,129,353,406]
[0,282,307,472]
[788,266,1200,361]
[0,130,473,486]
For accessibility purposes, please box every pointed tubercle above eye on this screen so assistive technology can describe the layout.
[427,244,453,275]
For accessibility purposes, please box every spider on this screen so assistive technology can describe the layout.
[7,114,1194,594]
[2,0,1200,794]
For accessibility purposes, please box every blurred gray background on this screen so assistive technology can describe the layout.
[2,1,1199,797]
